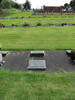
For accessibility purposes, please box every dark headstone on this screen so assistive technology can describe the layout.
[30,51,45,57]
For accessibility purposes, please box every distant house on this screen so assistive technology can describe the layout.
[43,6,64,12]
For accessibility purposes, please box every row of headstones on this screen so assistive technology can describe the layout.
[28,51,46,70]
[0,51,8,66]
[28,50,75,70]
[0,50,74,69]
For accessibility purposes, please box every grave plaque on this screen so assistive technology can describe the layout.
[28,60,46,69]
[30,51,45,57]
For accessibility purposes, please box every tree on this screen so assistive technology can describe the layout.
[1,0,12,9]
[64,3,69,12]
[23,0,31,10]
[70,0,75,10]
[0,0,3,9]
[11,1,21,9]
[0,0,2,3]
[0,0,12,9]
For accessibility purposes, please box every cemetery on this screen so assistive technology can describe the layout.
[0,0,75,99]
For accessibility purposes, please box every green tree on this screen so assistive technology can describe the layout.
[12,1,21,9]
[23,0,31,10]
[0,0,2,3]
[64,3,69,12]
[70,0,75,10]
[0,0,3,9]
[1,0,12,9]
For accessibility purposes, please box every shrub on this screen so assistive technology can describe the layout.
[61,23,67,26]
[23,22,30,26]
[28,16,32,18]
[36,22,42,26]
[21,16,24,18]
[0,23,5,28]
[11,24,17,27]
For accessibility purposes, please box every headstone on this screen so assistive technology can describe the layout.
[28,60,46,70]
[0,54,2,63]
[30,51,45,57]
[0,51,8,57]
[66,50,71,53]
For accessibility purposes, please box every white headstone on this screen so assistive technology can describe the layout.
[0,54,2,63]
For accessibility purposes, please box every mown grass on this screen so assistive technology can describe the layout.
[0,9,75,26]
[0,26,75,50]
[0,9,75,100]
[0,69,75,100]
[0,9,75,18]
[0,18,75,26]
[0,9,33,18]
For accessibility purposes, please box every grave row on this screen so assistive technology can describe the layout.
[0,50,75,70]
[1,23,75,28]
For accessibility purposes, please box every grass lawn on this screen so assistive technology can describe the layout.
[0,9,75,100]
[0,9,75,18]
[0,69,75,100]
[0,26,75,50]
[0,18,75,26]
[0,9,75,26]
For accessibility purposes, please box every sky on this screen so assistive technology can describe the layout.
[14,0,71,8]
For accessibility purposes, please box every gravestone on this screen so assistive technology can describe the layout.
[0,51,8,57]
[0,54,2,63]
[30,51,45,57]
[66,50,72,56]
[28,60,46,70]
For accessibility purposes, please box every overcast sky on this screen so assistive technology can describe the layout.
[14,0,71,8]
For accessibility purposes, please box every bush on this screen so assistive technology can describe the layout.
[21,16,24,18]
[11,24,17,27]
[36,22,42,26]
[23,22,30,26]
[61,23,67,26]
[0,23,5,28]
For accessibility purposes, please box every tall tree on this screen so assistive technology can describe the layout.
[11,1,21,9]
[0,0,2,3]
[70,0,75,10]
[1,0,12,9]
[0,0,3,9]
[64,3,69,12]
[23,0,31,10]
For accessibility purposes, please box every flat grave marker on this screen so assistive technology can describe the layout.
[30,51,45,57]
[28,60,46,70]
